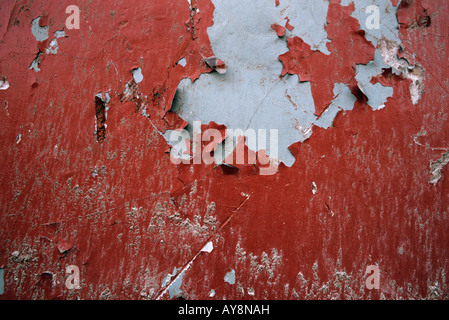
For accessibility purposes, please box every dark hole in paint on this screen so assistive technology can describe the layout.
[95,96,106,142]
[35,272,54,294]
[399,0,411,9]
[170,89,182,113]
[419,14,431,27]
[355,29,366,37]
[220,163,240,175]
[350,85,369,105]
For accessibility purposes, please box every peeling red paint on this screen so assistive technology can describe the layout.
[0,0,448,301]
[279,1,375,116]
[284,17,294,31]
[271,23,285,37]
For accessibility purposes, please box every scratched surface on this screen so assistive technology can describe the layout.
[0,0,448,300]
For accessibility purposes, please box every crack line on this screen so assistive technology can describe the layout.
[154,192,252,300]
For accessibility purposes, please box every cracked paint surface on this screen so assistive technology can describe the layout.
[173,0,334,166]
[0,0,448,300]
[172,0,424,167]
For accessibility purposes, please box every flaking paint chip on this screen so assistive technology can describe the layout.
[204,56,228,74]
[271,23,285,37]
[201,241,214,253]
[132,68,144,83]
[224,269,236,285]
[178,58,187,67]
[0,78,9,90]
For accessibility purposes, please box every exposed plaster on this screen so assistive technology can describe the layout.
[172,0,333,167]
[30,17,49,42]
[224,269,236,285]
[378,37,425,105]
[342,0,425,105]
[430,150,449,185]
[0,268,4,295]
[170,0,412,169]
[0,77,9,90]
[28,51,43,72]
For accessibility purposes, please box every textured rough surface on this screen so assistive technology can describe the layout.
[0,0,448,300]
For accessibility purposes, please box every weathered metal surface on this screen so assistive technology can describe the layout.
[0,0,448,300]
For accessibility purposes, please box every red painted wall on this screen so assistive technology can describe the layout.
[0,0,448,299]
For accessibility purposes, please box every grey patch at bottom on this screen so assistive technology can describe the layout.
[169,270,185,299]
[163,267,185,299]
[0,268,4,295]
